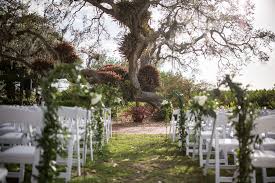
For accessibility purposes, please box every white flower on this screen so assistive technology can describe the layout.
[161,100,169,105]
[193,96,200,103]
[91,93,102,105]
[114,97,122,103]
[77,75,81,82]
[198,96,208,106]
[193,95,208,106]
[238,106,241,110]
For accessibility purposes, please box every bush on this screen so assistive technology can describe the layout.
[99,65,128,80]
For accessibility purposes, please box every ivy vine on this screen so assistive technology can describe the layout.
[36,63,104,182]
[220,75,258,183]
[173,92,188,153]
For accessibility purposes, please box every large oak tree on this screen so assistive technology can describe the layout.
[6,0,275,107]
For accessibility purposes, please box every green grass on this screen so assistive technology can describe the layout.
[70,134,215,183]
[8,134,272,182]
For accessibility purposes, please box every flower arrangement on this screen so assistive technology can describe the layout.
[189,94,216,130]
[161,99,173,122]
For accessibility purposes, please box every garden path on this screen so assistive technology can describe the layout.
[112,120,167,134]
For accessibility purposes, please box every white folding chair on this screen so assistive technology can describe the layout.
[252,150,275,183]
[0,105,42,183]
[169,109,180,142]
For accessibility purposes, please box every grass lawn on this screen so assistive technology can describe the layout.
[70,134,215,183]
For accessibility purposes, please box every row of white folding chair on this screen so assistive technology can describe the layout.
[0,105,94,182]
[57,106,95,180]
[212,131,275,183]
[207,114,275,183]
[185,110,232,159]
[199,112,234,167]
[0,105,43,182]
[252,115,275,183]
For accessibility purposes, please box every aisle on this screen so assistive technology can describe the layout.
[71,134,215,183]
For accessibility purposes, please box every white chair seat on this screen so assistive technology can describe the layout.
[0,126,17,136]
[252,150,275,168]
[0,167,7,180]
[262,138,275,151]
[0,145,36,164]
[267,132,275,139]
[0,132,24,145]
[0,123,12,128]
[201,131,212,139]
[208,138,239,152]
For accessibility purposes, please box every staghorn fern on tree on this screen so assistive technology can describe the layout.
[54,42,80,64]
[138,65,160,92]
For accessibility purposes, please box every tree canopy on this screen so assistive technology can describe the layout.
[2,0,275,107]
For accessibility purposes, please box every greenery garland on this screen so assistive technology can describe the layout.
[161,99,173,138]
[220,75,258,183]
[189,95,216,149]
[37,63,103,182]
[173,92,188,152]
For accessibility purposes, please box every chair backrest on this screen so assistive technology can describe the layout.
[0,105,43,128]
[171,109,180,122]
[215,111,229,127]
[254,115,275,134]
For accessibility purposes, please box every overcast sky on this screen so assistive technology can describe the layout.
[195,0,275,89]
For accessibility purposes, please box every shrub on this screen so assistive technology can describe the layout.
[130,106,152,123]
[99,64,128,80]
[138,65,160,92]
[97,71,123,85]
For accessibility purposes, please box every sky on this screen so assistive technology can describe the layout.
[195,0,275,89]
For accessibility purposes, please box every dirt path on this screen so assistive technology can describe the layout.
[112,121,168,134]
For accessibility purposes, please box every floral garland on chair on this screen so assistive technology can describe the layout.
[220,75,259,183]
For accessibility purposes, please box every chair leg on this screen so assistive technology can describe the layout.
[199,135,203,167]
[90,131,94,161]
[65,138,75,182]
[251,170,256,183]
[19,163,25,183]
[31,148,40,183]
[186,132,190,156]
[262,168,267,183]
[83,141,87,165]
[76,136,81,176]
[215,132,220,183]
